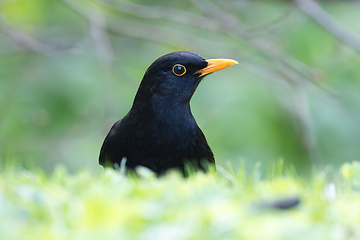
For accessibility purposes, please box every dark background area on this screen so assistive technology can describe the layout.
[1,0,360,175]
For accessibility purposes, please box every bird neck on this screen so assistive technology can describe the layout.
[132,95,194,124]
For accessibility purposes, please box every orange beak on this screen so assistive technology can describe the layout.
[196,58,238,77]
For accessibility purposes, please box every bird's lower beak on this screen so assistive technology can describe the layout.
[196,58,238,77]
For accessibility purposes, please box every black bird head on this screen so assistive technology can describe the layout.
[133,51,238,111]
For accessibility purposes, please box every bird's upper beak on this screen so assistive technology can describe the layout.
[196,58,238,77]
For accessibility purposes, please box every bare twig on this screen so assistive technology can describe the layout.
[247,9,295,34]
[97,0,222,31]
[0,12,65,54]
[276,69,323,167]
[59,0,228,51]
[105,15,226,50]
[59,0,114,68]
[293,0,360,53]
[189,0,248,35]
[190,0,323,86]
[290,86,323,167]
[89,8,114,69]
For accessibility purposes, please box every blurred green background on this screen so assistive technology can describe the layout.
[1,0,359,174]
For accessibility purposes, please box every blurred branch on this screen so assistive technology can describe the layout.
[277,70,323,167]
[97,0,222,31]
[89,8,114,69]
[0,12,65,54]
[291,87,323,167]
[105,15,225,49]
[293,0,360,53]
[247,9,296,34]
[59,0,227,50]
[190,0,325,88]
[189,0,245,31]
[59,0,114,68]
[97,0,298,41]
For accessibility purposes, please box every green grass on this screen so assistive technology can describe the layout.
[1,161,360,240]
[2,0,360,173]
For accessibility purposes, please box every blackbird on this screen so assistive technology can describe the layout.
[99,51,237,175]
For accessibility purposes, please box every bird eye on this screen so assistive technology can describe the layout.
[172,64,186,76]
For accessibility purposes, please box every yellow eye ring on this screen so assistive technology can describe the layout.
[172,64,186,76]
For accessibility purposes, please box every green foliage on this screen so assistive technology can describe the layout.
[0,162,359,240]
[1,0,360,175]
